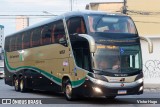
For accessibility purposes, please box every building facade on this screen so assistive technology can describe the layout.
[127,0,160,36]
[0,25,4,61]
[0,25,4,48]
[16,16,29,31]
[86,2,123,13]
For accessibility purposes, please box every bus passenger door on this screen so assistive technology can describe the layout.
[66,16,90,84]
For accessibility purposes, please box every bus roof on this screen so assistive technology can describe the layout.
[6,10,127,38]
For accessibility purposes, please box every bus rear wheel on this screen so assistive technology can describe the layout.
[20,77,27,92]
[14,77,20,91]
[64,80,75,101]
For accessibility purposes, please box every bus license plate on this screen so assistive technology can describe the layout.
[118,90,127,94]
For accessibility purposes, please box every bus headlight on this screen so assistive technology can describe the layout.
[136,78,143,84]
[93,87,102,93]
[88,76,107,86]
[139,86,143,91]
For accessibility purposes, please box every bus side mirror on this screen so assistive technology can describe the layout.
[59,38,68,46]
[78,34,96,53]
[140,36,153,53]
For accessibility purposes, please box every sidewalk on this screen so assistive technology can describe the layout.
[144,84,160,92]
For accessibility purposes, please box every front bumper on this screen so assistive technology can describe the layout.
[73,76,143,97]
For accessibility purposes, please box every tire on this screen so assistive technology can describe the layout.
[64,80,76,101]
[105,96,116,99]
[19,77,27,92]
[14,77,20,91]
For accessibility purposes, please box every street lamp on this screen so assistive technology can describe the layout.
[42,11,57,16]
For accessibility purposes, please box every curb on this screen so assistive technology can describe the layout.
[144,84,160,89]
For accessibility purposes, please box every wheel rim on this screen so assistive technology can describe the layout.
[65,84,72,99]
[20,80,23,91]
[15,79,19,90]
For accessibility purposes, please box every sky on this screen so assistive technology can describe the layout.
[0,0,122,36]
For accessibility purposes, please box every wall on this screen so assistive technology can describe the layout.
[141,37,160,84]
[86,2,123,13]
[127,0,160,36]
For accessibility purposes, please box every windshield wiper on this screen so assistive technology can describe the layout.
[92,68,111,74]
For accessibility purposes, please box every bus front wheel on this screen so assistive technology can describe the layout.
[20,77,27,92]
[64,80,75,101]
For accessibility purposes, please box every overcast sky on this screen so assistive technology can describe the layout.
[0,0,122,36]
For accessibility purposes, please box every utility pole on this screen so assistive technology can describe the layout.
[123,0,127,14]
[70,0,73,11]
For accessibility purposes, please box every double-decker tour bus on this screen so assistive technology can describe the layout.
[4,11,153,100]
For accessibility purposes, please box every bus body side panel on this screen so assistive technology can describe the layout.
[24,69,62,92]
[4,66,62,92]
[4,59,14,86]
[4,44,73,92]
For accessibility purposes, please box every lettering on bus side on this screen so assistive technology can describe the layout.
[59,50,65,54]
[10,55,19,59]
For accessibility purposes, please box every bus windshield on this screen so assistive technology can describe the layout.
[87,15,137,34]
[92,45,142,73]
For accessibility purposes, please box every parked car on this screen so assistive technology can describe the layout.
[0,66,4,79]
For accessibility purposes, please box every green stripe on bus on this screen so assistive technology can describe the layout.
[72,78,85,87]
[4,52,85,87]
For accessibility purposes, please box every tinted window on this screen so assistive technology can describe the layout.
[23,31,31,49]
[10,37,16,51]
[67,17,86,34]
[5,37,10,52]
[54,20,67,45]
[87,15,136,34]
[16,34,22,50]
[41,25,52,45]
[31,28,41,47]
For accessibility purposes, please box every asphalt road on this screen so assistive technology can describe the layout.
[0,79,160,107]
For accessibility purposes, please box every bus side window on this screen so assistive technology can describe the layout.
[9,37,16,51]
[16,34,22,50]
[31,28,41,47]
[67,17,86,34]
[54,20,67,46]
[23,32,31,49]
[51,25,56,43]
[5,37,10,52]
[41,25,52,45]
